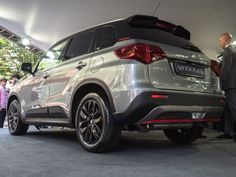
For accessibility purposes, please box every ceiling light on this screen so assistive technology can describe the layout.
[0,25,45,55]
[232,41,236,45]
[21,38,31,46]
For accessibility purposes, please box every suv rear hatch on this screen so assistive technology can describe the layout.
[128,15,220,94]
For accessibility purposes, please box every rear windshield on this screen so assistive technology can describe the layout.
[130,27,201,53]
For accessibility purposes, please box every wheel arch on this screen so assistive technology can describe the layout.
[70,79,115,127]
[7,93,20,110]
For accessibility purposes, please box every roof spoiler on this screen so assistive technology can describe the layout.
[128,15,191,40]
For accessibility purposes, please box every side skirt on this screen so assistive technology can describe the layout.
[23,118,74,128]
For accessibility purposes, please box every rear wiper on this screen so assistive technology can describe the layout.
[182,45,201,52]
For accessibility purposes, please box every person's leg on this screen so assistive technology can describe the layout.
[2,109,6,127]
[225,89,236,140]
[0,110,6,128]
[224,102,234,136]
[217,100,233,138]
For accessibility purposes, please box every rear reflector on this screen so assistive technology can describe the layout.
[220,98,226,104]
[114,43,166,64]
[151,94,168,99]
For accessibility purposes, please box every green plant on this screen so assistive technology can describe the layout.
[0,37,40,79]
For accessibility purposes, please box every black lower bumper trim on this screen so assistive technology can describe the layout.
[113,91,224,124]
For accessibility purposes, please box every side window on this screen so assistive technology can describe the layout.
[37,39,69,71]
[65,31,94,59]
[95,26,116,51]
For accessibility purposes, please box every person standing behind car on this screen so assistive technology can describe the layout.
[218,33,236,141]
[0,78,8,128]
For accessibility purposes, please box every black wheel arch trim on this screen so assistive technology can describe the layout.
[7,93,27,124]
[70,78,116,117]
[7,92,21,111]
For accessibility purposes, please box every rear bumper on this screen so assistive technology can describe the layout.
[113,91,224,124]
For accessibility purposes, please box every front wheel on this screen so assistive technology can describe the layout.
[7,100,29,135]
[163,125,203,144]
[75,93,121,153]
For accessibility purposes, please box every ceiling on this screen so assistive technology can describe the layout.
[0,0,236,58]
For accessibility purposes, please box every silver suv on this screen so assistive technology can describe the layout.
[7,15,224,152]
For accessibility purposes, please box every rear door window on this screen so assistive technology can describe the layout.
[65,31,94,59]
[95,26,116,51]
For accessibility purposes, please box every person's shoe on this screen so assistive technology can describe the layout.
[233,135,236,141]
[216,133,232,139]
[199,134,207,138]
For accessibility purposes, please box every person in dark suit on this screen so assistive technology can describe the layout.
[217,33,236,141]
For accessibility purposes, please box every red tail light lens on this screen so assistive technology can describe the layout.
[114,43,166,64]
[210,59,221,76]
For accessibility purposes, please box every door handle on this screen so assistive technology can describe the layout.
[76,61,87,70]
[43,72,50,79]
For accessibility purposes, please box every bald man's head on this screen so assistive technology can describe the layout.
[219,33,232,49]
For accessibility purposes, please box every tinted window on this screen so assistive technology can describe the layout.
[130,27,201,53]
[38,39,69,71]
[65,31,94,59]
[95,27,116,50]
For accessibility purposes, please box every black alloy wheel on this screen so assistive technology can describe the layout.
[7,100,28,135]
[76,93,121,152]
[79,99,104,145]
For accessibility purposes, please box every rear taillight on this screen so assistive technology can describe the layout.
[114,43,166,64]
[210,59,221,76]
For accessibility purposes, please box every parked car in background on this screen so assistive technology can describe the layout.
[7,15,224,152]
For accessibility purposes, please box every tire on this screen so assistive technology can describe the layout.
[163,125,203,144]
[75,93,121,153]
[7,100,29,135]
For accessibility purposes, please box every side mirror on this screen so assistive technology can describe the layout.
[21,63,33,74]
